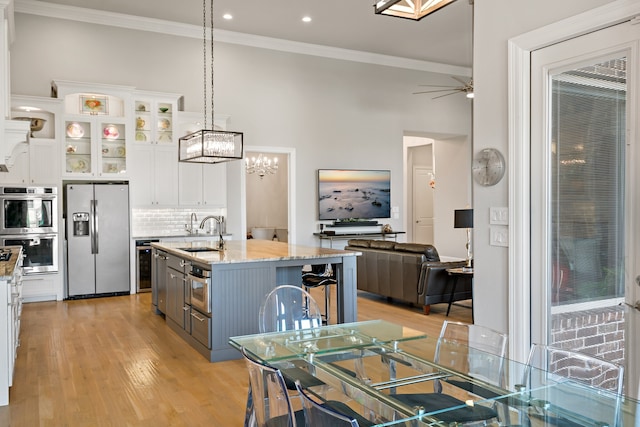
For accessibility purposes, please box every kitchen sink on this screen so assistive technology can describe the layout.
[178,247,219,253]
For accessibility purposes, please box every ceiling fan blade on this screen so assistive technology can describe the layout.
[417,84,460,88]
[413,89,461,95]
[451,76,469,86]
[432,91,460,99]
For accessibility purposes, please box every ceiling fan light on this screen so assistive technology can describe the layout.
[374,0,457,21]
[466,91,474,99]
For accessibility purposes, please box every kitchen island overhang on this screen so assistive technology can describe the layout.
[150,239,361,362]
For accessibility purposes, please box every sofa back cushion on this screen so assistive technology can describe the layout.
[394,243,440,261]
[369,240,396,250]
[346,239,371,248]
[346,239,440,261]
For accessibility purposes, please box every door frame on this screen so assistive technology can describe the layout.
[240,145,296,244]
[507,0,640,362]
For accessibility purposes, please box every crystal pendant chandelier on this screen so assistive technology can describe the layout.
[374,0,457,21]
[245,154,278,179]
[179,0,243,164]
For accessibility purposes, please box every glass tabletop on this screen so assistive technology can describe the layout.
[230,321,639,426]
[229,319,428,362]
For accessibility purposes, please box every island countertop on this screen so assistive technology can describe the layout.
[151,239,360,265]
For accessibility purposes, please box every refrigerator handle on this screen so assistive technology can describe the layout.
[90,199,99,254]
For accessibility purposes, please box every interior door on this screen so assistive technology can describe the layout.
[531,20,639,394]
[413,167,434,244]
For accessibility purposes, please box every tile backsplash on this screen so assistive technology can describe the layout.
[132,207,225,237]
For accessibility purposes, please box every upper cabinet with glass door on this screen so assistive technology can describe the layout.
[133,91,183,145]
[52,80,135,179]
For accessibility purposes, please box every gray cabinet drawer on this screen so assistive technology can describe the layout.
[190,308,211,349]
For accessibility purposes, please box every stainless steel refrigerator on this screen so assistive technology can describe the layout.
[65,183,130,298]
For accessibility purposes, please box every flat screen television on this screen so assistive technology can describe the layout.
[318,169,391,221]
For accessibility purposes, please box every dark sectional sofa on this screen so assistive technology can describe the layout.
[344,239,472,314]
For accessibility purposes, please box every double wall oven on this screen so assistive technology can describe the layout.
[0,187,58,274]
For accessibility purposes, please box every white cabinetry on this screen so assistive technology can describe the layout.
[52,80,134,180]
[177,112,229,207]
[1,95,62,185]
[132,91,181,145]
[0,247,23,406]
[129,144,178,206]
[128,92,182,207]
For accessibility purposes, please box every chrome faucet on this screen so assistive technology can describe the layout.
[199,215,225,249]
[186,212,198,234]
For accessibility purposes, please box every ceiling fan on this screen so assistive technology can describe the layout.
[413,76,474,99]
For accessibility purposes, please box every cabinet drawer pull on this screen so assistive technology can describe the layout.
[191,311,206,322]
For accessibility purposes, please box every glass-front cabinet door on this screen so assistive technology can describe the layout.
[133,92,182,145]
[52,80,132,179]
[64,117,127,176]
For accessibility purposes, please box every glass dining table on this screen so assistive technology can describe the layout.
[229,320,639,426]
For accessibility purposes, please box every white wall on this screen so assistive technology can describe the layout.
[10,12,471,248]
[473,0,614,332]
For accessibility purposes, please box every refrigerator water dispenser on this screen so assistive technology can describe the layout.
[72,212,89,236]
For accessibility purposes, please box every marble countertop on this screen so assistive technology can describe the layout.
[151,239,360,265]
[0,246,22,280]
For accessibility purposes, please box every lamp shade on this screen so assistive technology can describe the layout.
[454,209,473,229]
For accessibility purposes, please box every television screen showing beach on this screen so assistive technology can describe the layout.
[318,169,391,220]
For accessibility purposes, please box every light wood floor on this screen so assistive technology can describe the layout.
[0,290,472,426]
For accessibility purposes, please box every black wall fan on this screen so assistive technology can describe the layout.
[414,76,473,99]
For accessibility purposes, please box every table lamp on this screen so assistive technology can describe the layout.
[454,209,473,268]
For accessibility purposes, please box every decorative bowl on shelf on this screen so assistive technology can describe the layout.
[159,107,169,113]
[14,117,46,137]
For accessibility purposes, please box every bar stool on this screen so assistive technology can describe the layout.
[302,264,336,324]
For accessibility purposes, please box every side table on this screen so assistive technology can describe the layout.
[445,267,474,320]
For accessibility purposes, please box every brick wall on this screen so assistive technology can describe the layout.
[550,306,625,365]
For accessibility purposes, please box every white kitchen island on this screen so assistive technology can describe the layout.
[151,239,360,362]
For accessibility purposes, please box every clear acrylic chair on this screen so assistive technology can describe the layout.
[521,344,624,427]
[245,286,323,426]
[295,380,375,427]
[259,285,323,333]
[242,346,305,427]
[392,321,509,425]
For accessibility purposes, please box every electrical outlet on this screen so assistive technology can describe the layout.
[490,207,509,225]
[490,226,508,247]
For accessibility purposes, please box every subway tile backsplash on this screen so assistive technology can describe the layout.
[131,207,225,237]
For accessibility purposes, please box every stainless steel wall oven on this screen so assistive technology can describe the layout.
[0,186,58,274]
[0,234,58,274]
[0,186,57,234]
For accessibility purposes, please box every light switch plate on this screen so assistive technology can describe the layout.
[490,207,509,225]
[490,226,508,247]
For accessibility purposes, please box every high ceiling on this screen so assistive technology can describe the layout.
[25,0,473,68]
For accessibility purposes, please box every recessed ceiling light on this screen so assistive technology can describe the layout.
[302,16,312,23]
[223,13,233,20]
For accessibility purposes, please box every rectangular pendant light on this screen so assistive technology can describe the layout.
[374,0,457,21]
[179,129,243,164]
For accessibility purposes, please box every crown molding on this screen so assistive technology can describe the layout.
[14,0,471,76]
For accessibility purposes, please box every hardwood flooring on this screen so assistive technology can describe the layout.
[0,290,472,426]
